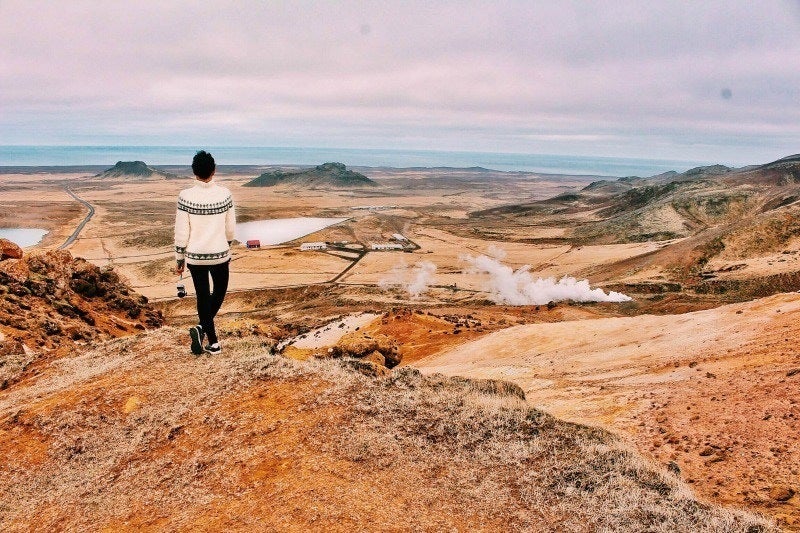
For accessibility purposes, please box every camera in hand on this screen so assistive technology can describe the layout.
[177,283,187,298]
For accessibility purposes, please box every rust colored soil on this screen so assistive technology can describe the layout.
[418,293,800,529]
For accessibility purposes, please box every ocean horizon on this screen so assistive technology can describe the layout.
[0,145,709,178]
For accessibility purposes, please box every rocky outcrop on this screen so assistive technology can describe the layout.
[0,248,163,387]
[328,331,401,368]
[0,239,22,260]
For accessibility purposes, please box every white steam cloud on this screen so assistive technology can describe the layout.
[462,253,632,305]
[379,260,437,298]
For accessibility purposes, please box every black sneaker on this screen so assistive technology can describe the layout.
[204,343,222,354]
[189,326,204,355]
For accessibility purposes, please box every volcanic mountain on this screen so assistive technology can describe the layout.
[244,162,377,188]
[95,160,180,180]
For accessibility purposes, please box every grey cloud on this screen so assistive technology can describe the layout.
[1,0,800,165]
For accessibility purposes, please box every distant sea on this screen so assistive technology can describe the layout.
[0,145,708,177]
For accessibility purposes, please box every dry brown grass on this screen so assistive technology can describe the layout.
[719,210,800,260]
[0,328,775,532]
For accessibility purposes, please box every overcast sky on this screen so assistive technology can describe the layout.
[1,0,799,165]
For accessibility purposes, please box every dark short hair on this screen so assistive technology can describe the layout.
[192,150,216,179]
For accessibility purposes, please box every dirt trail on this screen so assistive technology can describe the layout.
[417,292,800,528]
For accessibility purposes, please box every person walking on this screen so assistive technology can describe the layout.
[174,150,236,355]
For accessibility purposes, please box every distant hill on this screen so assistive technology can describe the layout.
[95,161,180,180]
[243,162,378,188]
[470,153,800,247]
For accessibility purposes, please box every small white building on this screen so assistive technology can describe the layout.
[391,233,407,242]
[351,205,398,211]
[300,242,328,251]
[371,243,405,251]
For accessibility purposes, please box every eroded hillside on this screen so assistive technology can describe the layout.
[417,292,800,528]
[459,156,800,303]
[0,240,163,388]
[0,328,774,532]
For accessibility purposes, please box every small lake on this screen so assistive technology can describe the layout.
[0,228,48,247]
[235,217,348,246]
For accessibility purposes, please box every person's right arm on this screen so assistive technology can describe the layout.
[175,195,189,273]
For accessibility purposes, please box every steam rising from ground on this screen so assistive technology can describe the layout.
[462,252,632,305]
[379,260,437,298]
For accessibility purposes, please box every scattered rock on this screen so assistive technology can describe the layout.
[787,368,800,377]
[362,350,386,366]
[706,453,726,464]
[0,239,23,260]
[329,332,401,368]
[769,485,795,502]
[0,339,25,357]
[699,447,715,457]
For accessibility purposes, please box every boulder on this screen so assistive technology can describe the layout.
[0,339,26,357]
[0,239,23,261]
[699,447,715,457]
[330,332,401,368]
[769,485,795,502]
[362,350,386,367]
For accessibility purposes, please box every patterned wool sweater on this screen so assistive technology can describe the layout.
[174,179,236,266]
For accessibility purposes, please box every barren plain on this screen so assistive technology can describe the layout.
[2,157,800,529]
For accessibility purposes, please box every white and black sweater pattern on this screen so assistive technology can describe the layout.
[174,180,236,266]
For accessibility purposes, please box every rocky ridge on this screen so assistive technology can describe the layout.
[0,239,163,388]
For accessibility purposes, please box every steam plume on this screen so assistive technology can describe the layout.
[379,260,437,298]
[462,253,631,305]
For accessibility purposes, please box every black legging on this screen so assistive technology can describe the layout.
[187,260,230,345]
